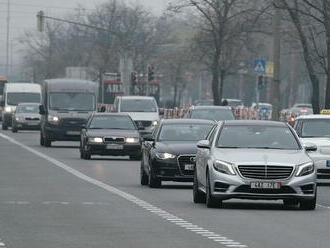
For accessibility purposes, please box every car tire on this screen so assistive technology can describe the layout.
[300,189,317,210]
[206,173,219,208]
[148,165,161,188]
[140,160,148,186]
[40,132,45,146]
[44,137,51,147]
[12,126,18,133]
[193,168,206,203]
[2,122,8,130]
[85,152,91,160]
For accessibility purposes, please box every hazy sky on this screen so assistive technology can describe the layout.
[0,0,170,75]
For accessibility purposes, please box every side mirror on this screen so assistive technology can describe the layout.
[304,143,317,152]
[197,140,211,149]
[81,124,87,129]
[39,105,46,115]
[0,100,4,107]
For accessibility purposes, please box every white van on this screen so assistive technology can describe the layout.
[113,96,159,136]
[1,83,41,130]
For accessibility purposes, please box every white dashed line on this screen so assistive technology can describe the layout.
[0,133,249,248]
[0,242,6,247]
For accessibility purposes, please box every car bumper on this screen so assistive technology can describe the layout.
[14,121,40,130]
[44,125,82,141]
[151,159,194,182]
[86,143,141,156]
[209,167,316,201]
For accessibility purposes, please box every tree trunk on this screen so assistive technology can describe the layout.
[173,81,178,108]
[324,42,330,109]
[219,69,225,103]
[211,55,221,105]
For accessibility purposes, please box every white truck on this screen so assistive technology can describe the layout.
[0,83,42,130]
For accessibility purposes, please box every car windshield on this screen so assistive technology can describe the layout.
[7,93,40,106]
[190,109,234,121]
[158,123,213,141]
[217,125,300,150]
[49,93,95,111]
[88,115,136,130]
[16,105,39,113]
[120,99,157,112]
[301,119,330,137]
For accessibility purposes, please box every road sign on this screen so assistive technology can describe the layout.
[254,60,266,73]
[266,62,274,77]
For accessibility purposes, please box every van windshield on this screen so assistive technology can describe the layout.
[49,93,95,111]
[120,99,157,112]
[7,93,41,105]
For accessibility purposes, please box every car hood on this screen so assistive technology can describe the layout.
[300,137,330,147]
[123,112,159,121]
[87,129,139,138]
[213,148,310,166]
[156,141,198,155]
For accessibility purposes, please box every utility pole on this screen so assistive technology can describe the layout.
[271,0,281,120]
[6,0,10,78]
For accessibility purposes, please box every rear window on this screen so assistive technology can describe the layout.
[120,98,157,112]
[190,109,234,121]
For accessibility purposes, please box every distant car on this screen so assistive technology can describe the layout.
[184,106,235,121]
[194,120,317,210]
[80,113,142,160]
[140,119,215,188]
[294,115,330,183]
[251,102,273,111]
[225,99,243,107]
[11,103,41,132]
[113,96,160,137]
[293,103,312,109]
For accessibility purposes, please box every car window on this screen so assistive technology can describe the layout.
[217,125,300,150]
[301,119,330,137]
[88,115,136,130]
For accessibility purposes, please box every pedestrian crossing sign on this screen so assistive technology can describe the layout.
[254,60,266,73]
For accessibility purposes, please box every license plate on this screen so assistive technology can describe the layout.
[106,144,123,150]
[66,131,80,135]
[184,164,195,171]
[326,160,330,167]
[251,182,281,189]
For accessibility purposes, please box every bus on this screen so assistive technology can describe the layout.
[0,76,8,120]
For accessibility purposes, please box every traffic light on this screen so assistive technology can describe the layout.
[148,65,155,81]
[131,71,137,85]
[37,11,45,32]
[258,75,264,90]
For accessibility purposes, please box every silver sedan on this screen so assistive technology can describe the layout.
[194,120,317,210]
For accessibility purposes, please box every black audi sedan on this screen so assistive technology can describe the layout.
[80,113,142,160]
[140,119,215,188]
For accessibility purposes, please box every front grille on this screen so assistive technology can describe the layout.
[61,118,86,127]
[135,121,152,128]
[238,165,293,180]
[25,117,40,121]
[104,137,125,144]
[234,185,296,194]
[178,155,196,176]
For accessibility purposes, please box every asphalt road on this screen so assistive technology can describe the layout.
[1,127,330,248]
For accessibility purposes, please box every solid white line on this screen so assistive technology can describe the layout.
[317,204,330,209]
[0,132,249,248]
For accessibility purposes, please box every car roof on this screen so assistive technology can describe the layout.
[296,114,330,120]
[17,102,40,106]
[161,118,215,125]
[190,106,232,110]
[223,120,287,127]
[92,112,131,117]
[118,96,155,100]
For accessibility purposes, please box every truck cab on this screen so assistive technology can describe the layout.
[39,79,98,147]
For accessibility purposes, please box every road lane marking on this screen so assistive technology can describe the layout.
[0,133,249,248]
[317,204,330,209]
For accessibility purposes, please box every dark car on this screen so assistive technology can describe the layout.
[184,106,235,121]
[140,119,215,188]
[12,103,41,132]
[80,113,142,160]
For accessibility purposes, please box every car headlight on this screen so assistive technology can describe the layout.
[48,115,59,123]
[152,120,159,126]
[126,137,139,143]
[15,116,23,121]
[88,137,103,143]
[5,106,12,113]
[156,152,176,160]
[213,160,236,175]
[296,162,314,177]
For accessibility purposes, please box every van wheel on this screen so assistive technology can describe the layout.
[12,126,18,133]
